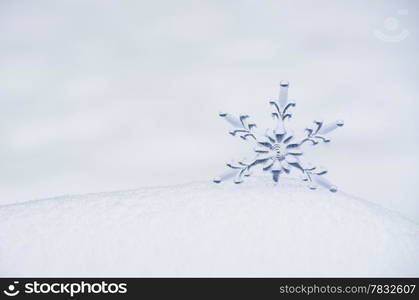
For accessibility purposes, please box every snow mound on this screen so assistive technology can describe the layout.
[1,178,418,277]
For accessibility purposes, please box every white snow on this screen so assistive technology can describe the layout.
[1,177,418,277]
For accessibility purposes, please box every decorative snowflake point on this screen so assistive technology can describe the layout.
[213,81,344,192]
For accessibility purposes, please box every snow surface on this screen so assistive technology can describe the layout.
[1,177,418,277]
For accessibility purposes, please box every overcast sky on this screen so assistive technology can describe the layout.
[1,0,418,220]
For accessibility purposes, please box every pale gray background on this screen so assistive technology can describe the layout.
[1,0,418,221]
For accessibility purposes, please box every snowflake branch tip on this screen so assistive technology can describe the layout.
[317,120,344,135]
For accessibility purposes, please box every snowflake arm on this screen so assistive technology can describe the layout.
[294,120,344,147]
[218,112,257,140]
[291,161,338,192]
[213,157,260,184]
[269,81,296,135]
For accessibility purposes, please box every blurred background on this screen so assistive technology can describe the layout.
[0,0,418,220]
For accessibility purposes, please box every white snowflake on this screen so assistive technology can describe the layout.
[213,81,344,192]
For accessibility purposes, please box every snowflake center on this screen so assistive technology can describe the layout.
[271,143,285,160]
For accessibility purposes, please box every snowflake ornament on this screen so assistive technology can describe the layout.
[213,81,344,192]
